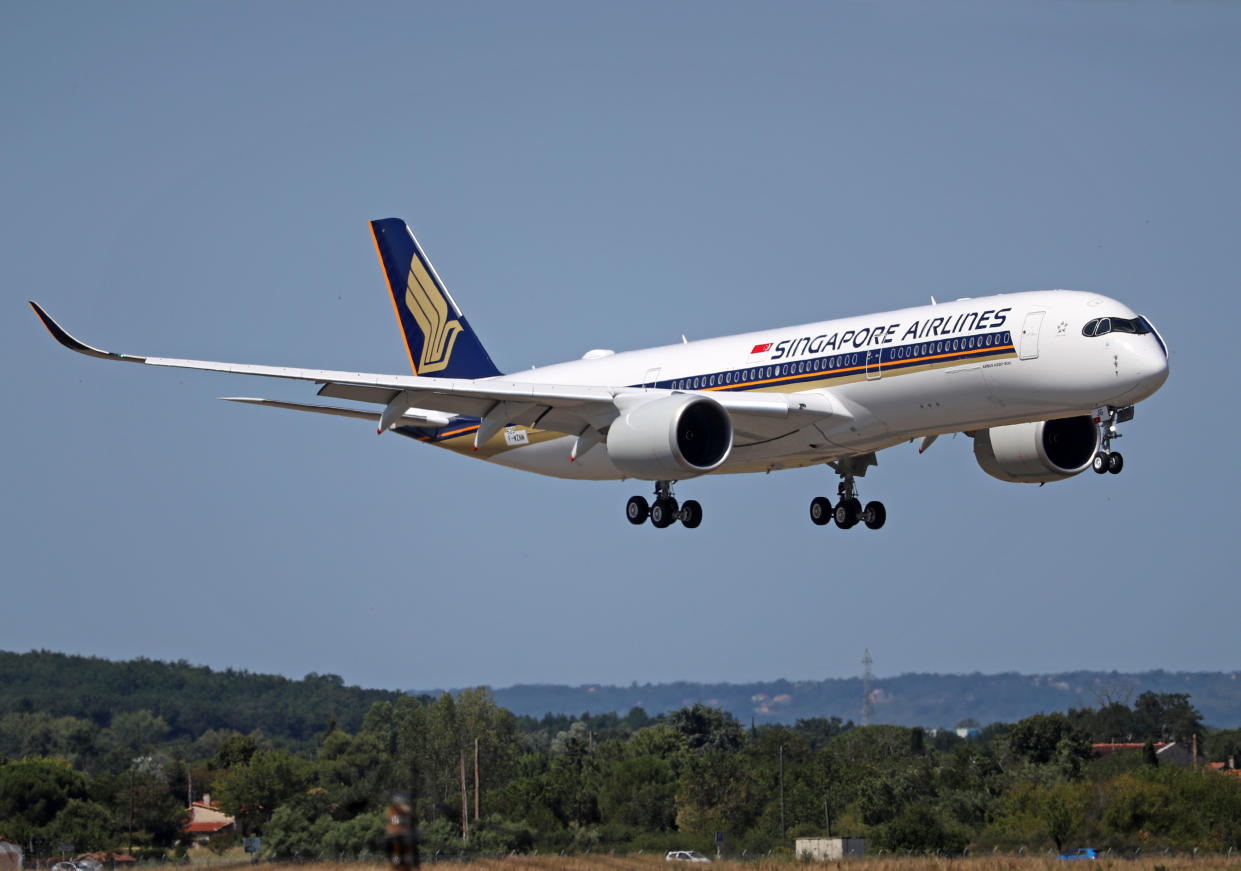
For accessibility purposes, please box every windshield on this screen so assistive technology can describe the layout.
[1082,316,1151,338]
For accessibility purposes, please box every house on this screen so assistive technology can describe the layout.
[183,793,236,841]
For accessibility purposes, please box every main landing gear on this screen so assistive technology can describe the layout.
[626,480,702,530]
[1092,405,1134,475]
[810,459,886,530]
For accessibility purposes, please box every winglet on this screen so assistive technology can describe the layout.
[29,301,146,363]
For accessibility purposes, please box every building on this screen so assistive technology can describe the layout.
[795,838,866,861]
[1091,742,1194,766]
[183,793,236,841]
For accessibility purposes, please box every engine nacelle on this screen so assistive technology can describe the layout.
[973,415,1100,483]
[607,395,733,480]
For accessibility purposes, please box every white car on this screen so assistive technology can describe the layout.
[665,850,711,862]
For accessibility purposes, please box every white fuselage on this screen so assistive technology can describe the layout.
[478,290,1169,480]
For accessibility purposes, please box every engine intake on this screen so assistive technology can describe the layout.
[973,415,1100,483]
[607,395,733,480]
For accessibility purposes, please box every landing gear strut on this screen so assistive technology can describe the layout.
[809,459,886,530]
[1092,405,1133,475]
[626,481,702,529]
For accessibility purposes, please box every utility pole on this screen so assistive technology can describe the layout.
[128,766,134,854]
[460,751,468,842]
[779,745,786,841]
[862,649,875,726]
[474,738,480,821]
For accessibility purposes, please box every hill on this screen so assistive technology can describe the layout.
[475,670,1241,728]
[0,649,406,749]
[3,650,1238,741]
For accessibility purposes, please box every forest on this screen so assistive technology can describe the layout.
[2,651,1241,861]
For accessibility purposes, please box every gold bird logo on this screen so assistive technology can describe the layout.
[404,255,463,374]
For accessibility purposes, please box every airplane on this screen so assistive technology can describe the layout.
[29,218,1170,530]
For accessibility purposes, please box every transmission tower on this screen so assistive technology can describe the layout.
[861,649,874,726]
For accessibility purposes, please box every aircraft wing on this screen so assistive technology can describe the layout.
[30,301,843,443]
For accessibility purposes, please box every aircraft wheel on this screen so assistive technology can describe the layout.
[1107,451,1124,474]
[863,501,887,530]
[680,500,703,529]
[650,498,678,529]
[810,496,833,526]
[626,495,649,525]
[1092,452,1109,474]
[834,498,861,529]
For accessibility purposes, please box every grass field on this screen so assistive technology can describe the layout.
[252,856,1241,871]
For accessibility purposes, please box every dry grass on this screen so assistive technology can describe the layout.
[261,856,1241,871]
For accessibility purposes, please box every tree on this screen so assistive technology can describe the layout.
[212,734,259,769]
[1133,692,1203,746]
[665,704,743,753]
[0,757,88,842]
[1004,713,1089,769]
[215,749,312,834]
[674,749,762,840]
[596,755,677,831]
[1038,781,1090,852]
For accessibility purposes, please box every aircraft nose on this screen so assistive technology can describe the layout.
[1123,335,1169,403]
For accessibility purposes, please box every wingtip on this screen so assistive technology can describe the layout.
[29,301,142,362]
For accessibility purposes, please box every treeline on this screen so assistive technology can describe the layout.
[0,651,407,751]
[490,671,1241,727]
[3,683,1241,861]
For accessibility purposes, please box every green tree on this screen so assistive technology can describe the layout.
[1038,781,1090,852]
[1004,712,1089,769]
[674,750,762,840]
[1133,692,1203,746]
[45,798,115,852]
[0,757,88,843]
[596,754,677,831]
[665,704,743,753]
[212,733,259,769]
[215,749,312,834]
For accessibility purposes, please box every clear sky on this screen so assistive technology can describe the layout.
[3,2,1237,694]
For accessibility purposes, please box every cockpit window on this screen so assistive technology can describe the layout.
[1082,316,1151,338]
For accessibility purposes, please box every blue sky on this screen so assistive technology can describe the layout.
[3,2,1237,694]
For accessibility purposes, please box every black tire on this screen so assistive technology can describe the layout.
[810,496,832,526]
[651,498,678,529]
[834,498,860,529]
[1107,451,1124,474]
[680,499,703,529]
[863,501,887,530]
[626,495,649,525]
[1093,452,1109,474]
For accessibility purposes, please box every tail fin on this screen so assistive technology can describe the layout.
[369,218,502,379]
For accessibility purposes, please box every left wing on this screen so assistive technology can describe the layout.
[30,301,843,448]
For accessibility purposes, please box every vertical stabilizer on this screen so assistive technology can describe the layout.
[370,218,501,379]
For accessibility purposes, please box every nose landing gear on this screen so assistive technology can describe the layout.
[1092,405,1133,475]
[626,481,702,529]
[809,457,886,530]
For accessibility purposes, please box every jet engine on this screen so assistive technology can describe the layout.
[972,415,1100,483]
[607,395,733,480]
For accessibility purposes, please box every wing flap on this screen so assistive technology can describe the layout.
[222,397,457,428]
